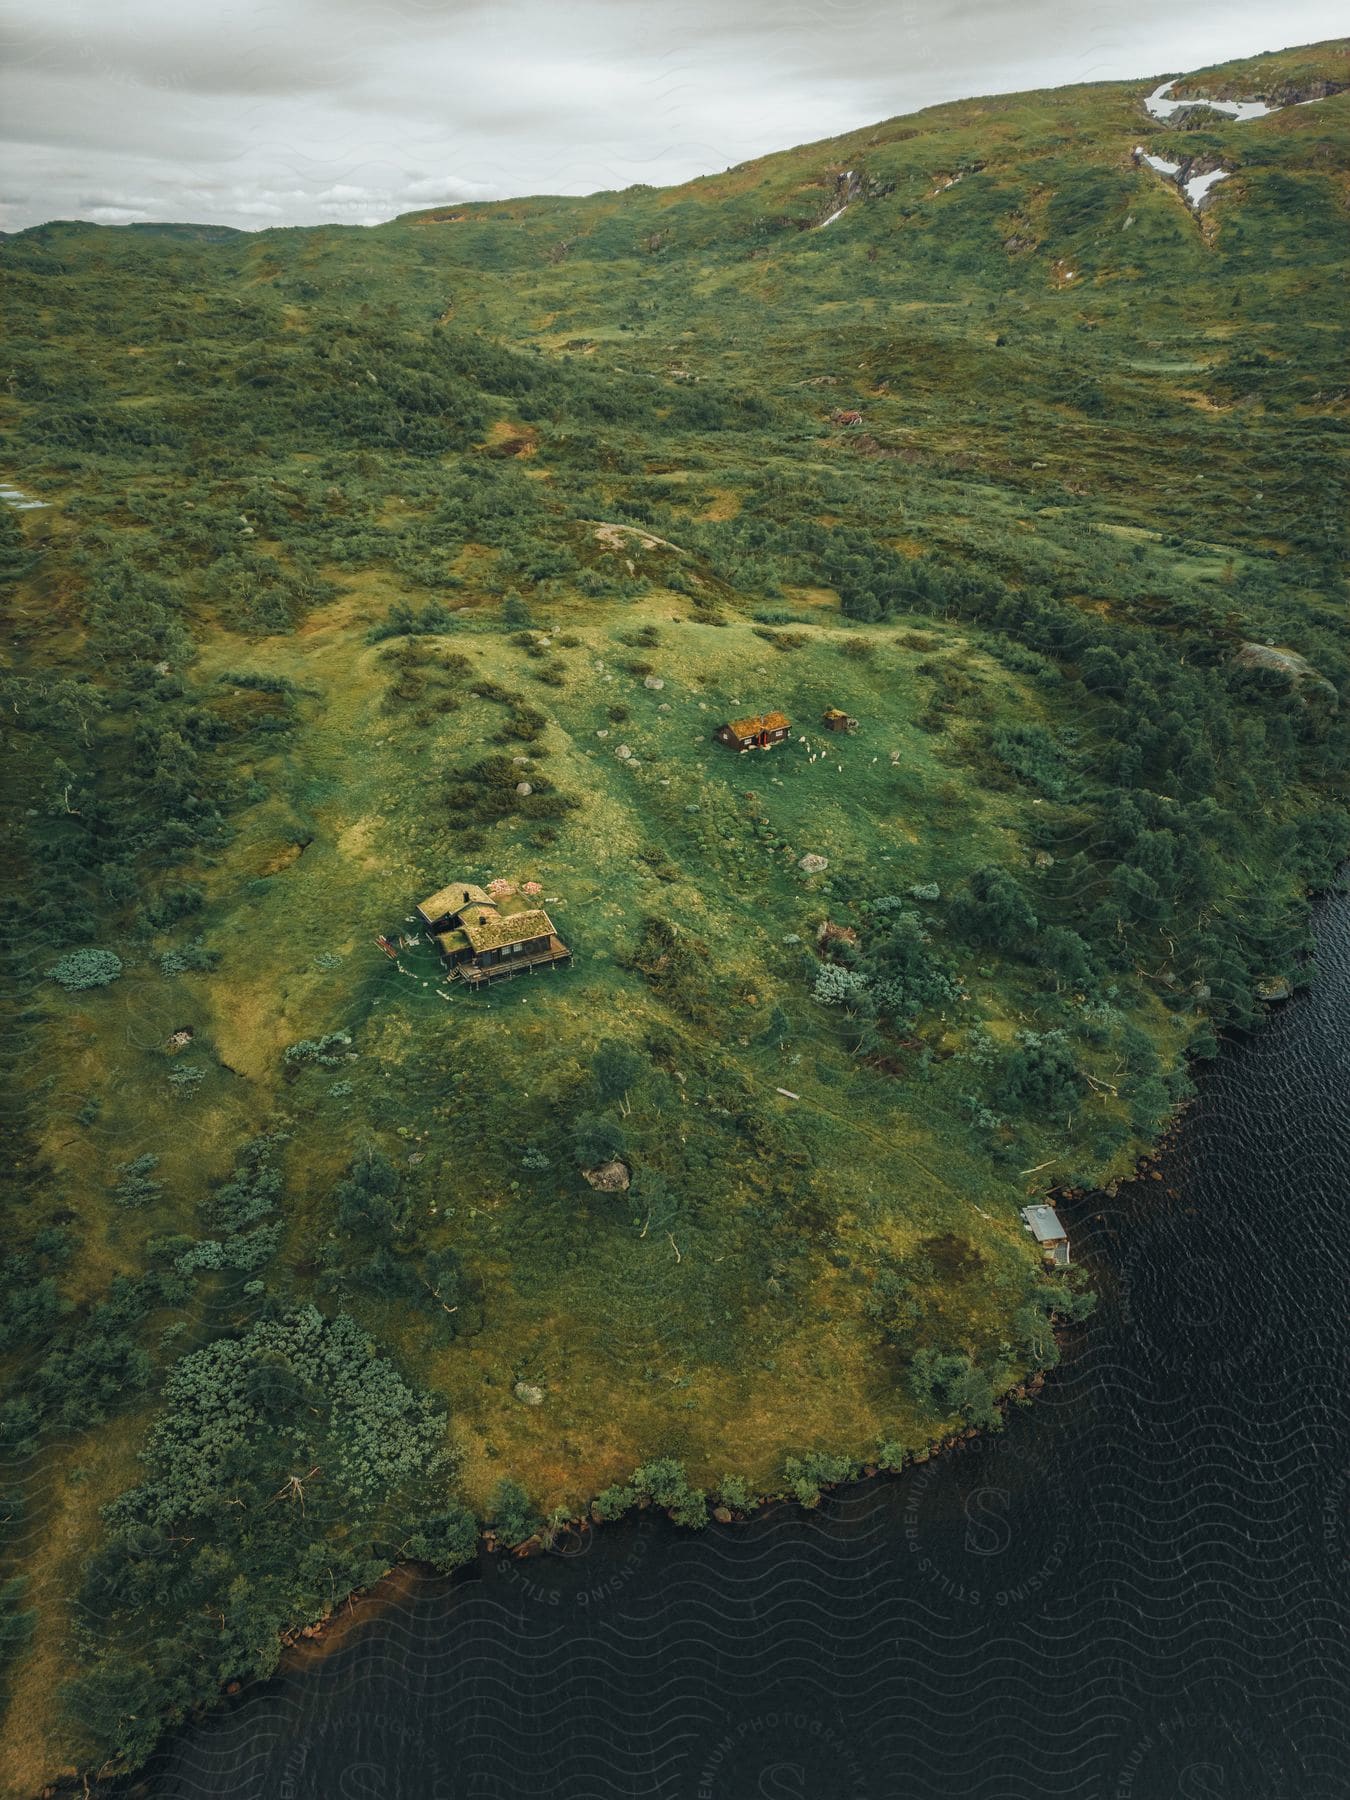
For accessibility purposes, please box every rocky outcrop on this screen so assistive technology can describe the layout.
[581,1159,630,1191]
[1236,642,1338,704]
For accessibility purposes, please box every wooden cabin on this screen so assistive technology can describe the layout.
[1020,1204,1070,1268]
[417,882,491,934]
[418,882,571,987]
[714,711,792,753]
[822,707,858,734]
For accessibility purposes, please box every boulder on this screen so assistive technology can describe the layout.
[1255,974,1293,1002]
[1236,641,1338,703]
[582,1159,630,1191]
[644,675,665,690]
[513,1381,545,1406]
[515,781,533,796]
[798,853,829,874]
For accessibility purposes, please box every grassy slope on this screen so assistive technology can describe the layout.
[0,37,1347,1790]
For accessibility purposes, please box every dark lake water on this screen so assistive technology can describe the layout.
[145,888,1350,1800]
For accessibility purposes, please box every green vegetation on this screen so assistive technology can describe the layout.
[1,37,1347,1791]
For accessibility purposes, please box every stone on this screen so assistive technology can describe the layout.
[582,1158,630,1191]
[616,744,633,760]
[1255,975,1293,1002]
[798,853,829,874]
[712,1505,734,1524]
[513,1381,545,1406]
[596,728,609,738]
[1236,641,1338,702]
[515,781,532,796]
[644,675,665,689]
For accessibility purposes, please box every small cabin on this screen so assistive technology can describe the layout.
[822,707,858,734]
[417,882,570,986]
[714,711,791,753]
[1020,1204,1070,1268]
[417,883,492,935]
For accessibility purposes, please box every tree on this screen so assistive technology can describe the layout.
[405,1503,477,1574]
[998,1031,1083,1124]
[489,1477,540,1547]
[591,1038,646,1105]
[570,1111,626,1168]
[335,1149,406,1237]
[949,865,1038,951]
[909,1349,999,1428]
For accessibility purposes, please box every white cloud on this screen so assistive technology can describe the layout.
[399,173,496,202]
[84,204,156,223]
[0,0,1342,231]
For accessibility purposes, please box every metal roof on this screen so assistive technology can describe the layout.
[1020,1204,1068,1244]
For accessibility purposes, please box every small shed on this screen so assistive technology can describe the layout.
[822,707,858,734]
[715,711,792,752]
[1020,1204,1070,1268]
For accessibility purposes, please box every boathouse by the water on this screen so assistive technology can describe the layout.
[1020,1203,1070,1268]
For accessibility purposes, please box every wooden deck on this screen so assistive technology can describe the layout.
[452,937,572,988]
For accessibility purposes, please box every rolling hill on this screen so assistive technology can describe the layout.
[0,35,1347,1788]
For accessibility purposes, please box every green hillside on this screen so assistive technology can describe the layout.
[0,37,1347,1787]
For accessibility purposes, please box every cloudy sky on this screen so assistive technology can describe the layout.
[0,1,1341,233]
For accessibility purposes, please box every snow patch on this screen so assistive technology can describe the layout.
[1133,146,1232,212]
[1184,168,1231,205]
[816,205,848,229]
[1144,78,1273,122]
[1,481,48,510]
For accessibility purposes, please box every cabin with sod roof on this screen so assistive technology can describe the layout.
[417,883,492,934]
[822,707,858,734]
[714,711,791,752]
[416,881,571,987]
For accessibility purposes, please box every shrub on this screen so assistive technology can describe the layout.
[46,949,122,990]
[111,1155,162,1209]
[571,1111,626,1168]
[997,1031,1083,1123]
[908,1349,1000,1428]
[489,1477,541,1547]
[284,1031,352,1068]
[160,938,217,975]
[715,1475,756,1514]
[784,1451,859,1507]
[813,964,869,1006]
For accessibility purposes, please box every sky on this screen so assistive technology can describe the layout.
[0,1,1342,233]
